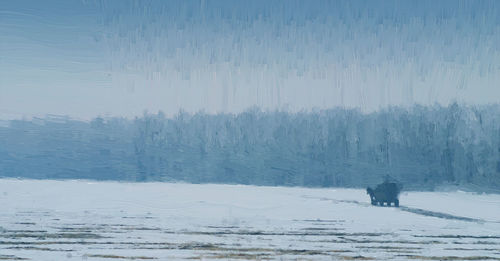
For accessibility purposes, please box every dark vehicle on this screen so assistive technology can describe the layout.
[366,181,402,207]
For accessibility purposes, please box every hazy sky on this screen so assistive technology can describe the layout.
[1,0,499,120]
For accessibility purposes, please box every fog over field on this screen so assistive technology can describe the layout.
[1,1,500,260]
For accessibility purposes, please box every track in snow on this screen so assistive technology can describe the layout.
[0,179,499,260]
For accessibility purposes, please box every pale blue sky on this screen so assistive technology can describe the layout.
[1,0,499,119]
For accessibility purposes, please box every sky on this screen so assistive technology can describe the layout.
[1,0,500,120]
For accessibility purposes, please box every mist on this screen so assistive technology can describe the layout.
[2,0,500,120]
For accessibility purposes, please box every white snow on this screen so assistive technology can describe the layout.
[0,179,499,260]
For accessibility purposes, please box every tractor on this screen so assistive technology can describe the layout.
[366,181,402,207]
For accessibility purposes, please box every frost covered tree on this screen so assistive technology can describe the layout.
[1,104,499,191]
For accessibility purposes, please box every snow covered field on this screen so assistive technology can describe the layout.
[0,179,499,260]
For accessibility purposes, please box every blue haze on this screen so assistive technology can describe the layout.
[1,0,500,119]
[1,105,500,190]
[1,1,500,189]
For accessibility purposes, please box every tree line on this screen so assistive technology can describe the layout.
[1,104,499,191]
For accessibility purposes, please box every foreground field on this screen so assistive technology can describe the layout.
[0,179,499,260]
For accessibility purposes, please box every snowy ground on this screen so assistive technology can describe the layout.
[0,179,499,260]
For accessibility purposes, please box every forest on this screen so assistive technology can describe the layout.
[1,103,499,191]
